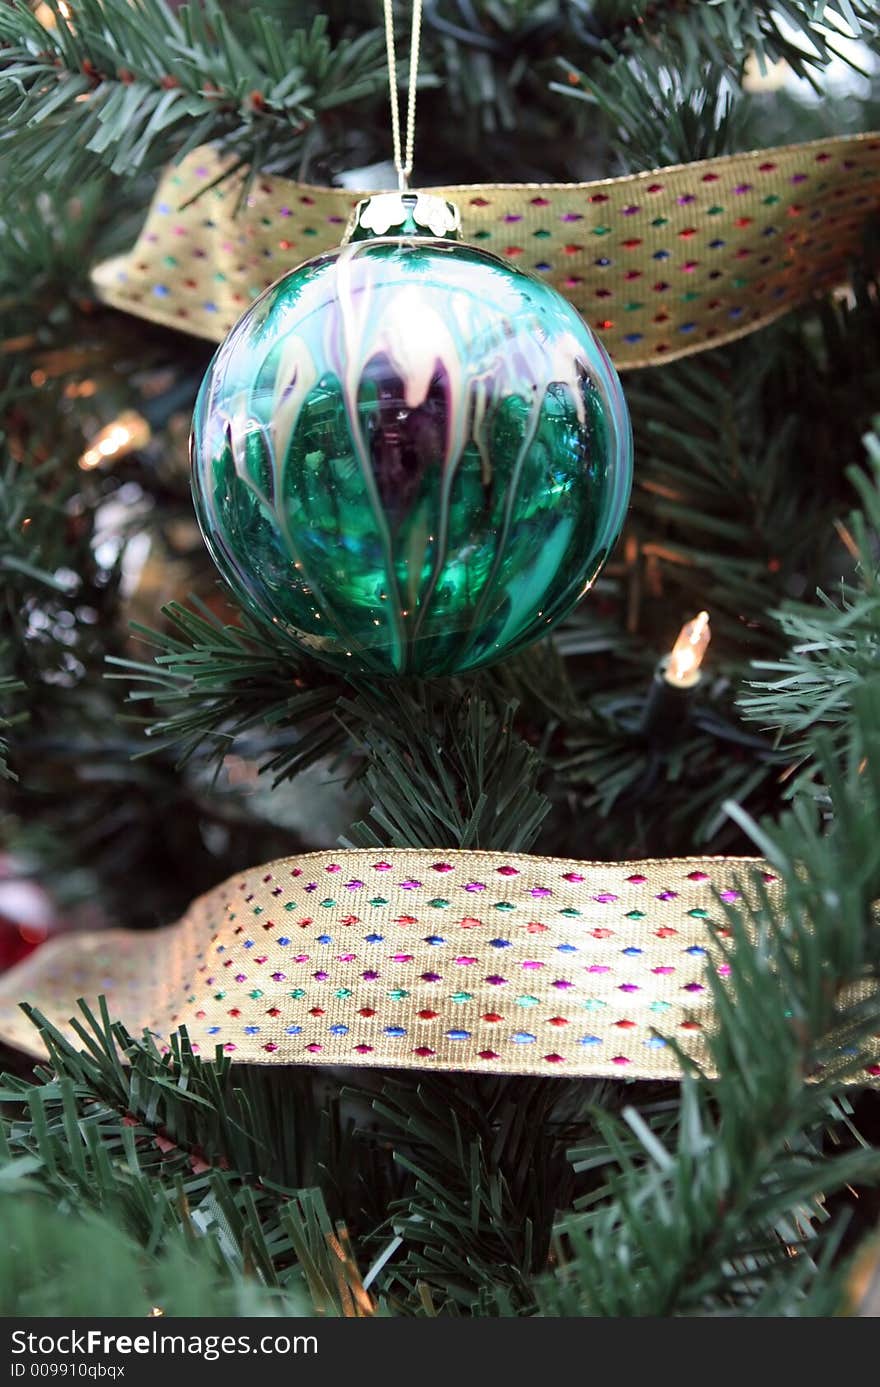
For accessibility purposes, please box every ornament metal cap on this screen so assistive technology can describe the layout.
[343,190,462,243]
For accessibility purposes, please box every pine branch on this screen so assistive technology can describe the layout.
[1,1005,381,1314]
[340,684,550,853]
[0,1162,308,1316]
[627,0,879,83]
[0,670,25,780]
[430,0,877,153]
[0,0,390,185]
[109,599,345,781]
[554,3,879,170]
[0,439,113,683]
[0,437,313,925]
[557,693,786,853]
[560,1,879,92]
[112,606,551,854]
[624,286,880,651]
[3,2,873,188]
[554,52,748,171]
[739,422,880,786]
[366,1073,586,1312]
[0,169,109,286]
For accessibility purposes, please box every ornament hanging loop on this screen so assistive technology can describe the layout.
[383,0,422,190]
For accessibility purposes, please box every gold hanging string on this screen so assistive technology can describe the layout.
[383,0,423,189]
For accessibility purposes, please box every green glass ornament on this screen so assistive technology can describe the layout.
[191,191,633,676]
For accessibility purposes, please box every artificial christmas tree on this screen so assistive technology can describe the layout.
[1,0,880,1321]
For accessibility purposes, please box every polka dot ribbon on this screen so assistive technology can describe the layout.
[0,849,877,1082]
[90,132,880,370]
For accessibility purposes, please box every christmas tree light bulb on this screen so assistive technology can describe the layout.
[79,411,150,470]
[665,611,711,689]
[34,2,71,25]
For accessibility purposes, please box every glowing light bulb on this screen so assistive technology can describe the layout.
[78,411,150,470]
[665,611,711,688]
[34,2,72,26]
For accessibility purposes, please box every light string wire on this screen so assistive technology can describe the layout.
[383,0,423,190]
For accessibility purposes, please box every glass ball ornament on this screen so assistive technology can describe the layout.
[191,191,633,677]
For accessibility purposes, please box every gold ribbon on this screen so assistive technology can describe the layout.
[91,132,880,371]
[1,848,876,1082]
